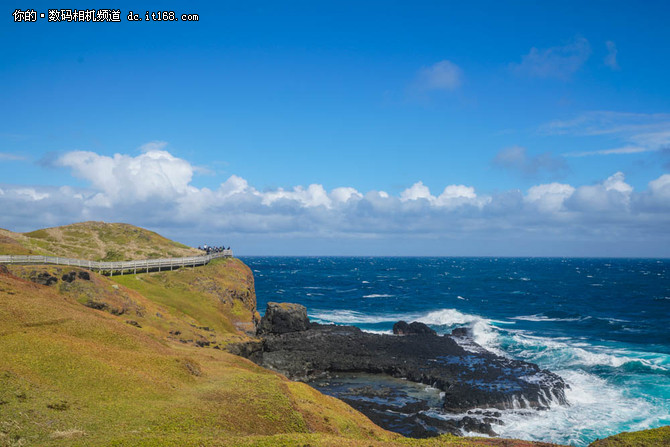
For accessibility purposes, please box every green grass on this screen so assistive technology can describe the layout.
[111,258,257,337]
[588,426,670,446]
[1,221,202,261]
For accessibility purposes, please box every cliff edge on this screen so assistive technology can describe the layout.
[1,222,664,446]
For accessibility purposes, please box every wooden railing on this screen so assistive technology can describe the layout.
[0,250,233,276]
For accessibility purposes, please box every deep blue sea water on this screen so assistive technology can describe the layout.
[240,257,670,446]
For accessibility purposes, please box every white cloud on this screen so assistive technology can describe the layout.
[0,152,26,161]
[629,130,670,148]
[219,175,253,198]
[1,146,669,255]
[604,172,633,195]
[493,146,568,176]
[540,111,670,157]
[568,172,633,211]
[639,174,670,210]
[564,146,648,157]
[261,184,332,208]
[525,183,575,213]
[400,182,486,209]
[541,111,670,136]
[138,141,169,152]
[439,184,476,200]
[57,149,195,206]
[14,188,50,201]
[511,37,591,80]
[413,60,463,92]
[436,185,486,208]
[400,181,433,202]
[331,187,362,203]
[604,41,620,70]
[649,174,670,198]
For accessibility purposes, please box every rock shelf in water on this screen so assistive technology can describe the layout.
[229,302,569,438]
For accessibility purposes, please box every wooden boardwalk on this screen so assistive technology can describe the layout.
[0,250,233,276]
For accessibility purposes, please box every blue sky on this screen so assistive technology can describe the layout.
[1,1,669,255]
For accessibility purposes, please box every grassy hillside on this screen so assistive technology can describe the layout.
[0,261,385,446]
[0,221,201,261]
[0,262,566,447]
[1,222,658,446]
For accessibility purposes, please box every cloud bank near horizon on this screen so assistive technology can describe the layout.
[1,146,669,255]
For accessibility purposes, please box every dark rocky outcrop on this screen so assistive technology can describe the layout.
[393,320,437,336]
[30,271,58,286]
[62,271,77,283]
[84,300,108,311]
[256,322,567,412]
[232,302,569,438]
[451,327,471,337]
[257,302,310,335]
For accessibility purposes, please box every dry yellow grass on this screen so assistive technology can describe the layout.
[0,221,200,260]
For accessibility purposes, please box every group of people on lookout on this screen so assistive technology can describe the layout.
[198,245,229,254]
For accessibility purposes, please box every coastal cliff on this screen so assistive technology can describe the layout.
[0,222,666,446]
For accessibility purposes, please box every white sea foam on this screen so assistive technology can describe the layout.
[361,329,393,335]
[309,309,410,324]
[512,314,585,322]
[426,364,667,446]
[415,308,507,355]
[362,294,393,298]
[507,332,669,371]
[415,308,482,326]
[313,307,668,374]
[490,369,667,446]
[412,309,670,445]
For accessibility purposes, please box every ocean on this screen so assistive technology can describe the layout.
[240,256,670,446]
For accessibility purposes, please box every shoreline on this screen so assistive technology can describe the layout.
[231,302,569,439]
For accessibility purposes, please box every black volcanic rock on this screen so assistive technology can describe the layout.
[30,271,58,286]
[62,271,77,283]
[451,327,471,337]
[257,302,310,335]
[242,309,567,412]
[231,302,569,438]
[257,322,566,411]
[393,320,437,336]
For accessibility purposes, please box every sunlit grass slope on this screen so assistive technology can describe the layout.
[0,221,201,261]
[0,264,397,446]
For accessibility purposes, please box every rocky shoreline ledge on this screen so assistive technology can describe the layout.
[229,302,569,438]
